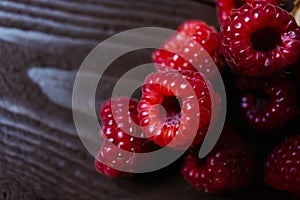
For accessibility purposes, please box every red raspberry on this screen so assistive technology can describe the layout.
[94,141,133,178]
[237,76,298,132]
[264,135,300,193]
[221,1,300,77]
[95,97,157,177]
[138,70,219,149]
[217,0,280,25]
[153,20,225,78]
[100,97,155,152]
[181,127,254,193]
[100,97,139,125]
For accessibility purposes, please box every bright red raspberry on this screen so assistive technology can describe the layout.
[153,20,225,78]
[221,1,300,77]
[264,135,300,193]
[94,141,133,178]
[138,70,220,149]
[100,97,155,152]
[181,127,254,193]
[96,98,157,177]
[237,76,298,132]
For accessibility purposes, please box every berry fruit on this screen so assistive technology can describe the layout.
[100,97,139,125]
[153,20,224,78]
[94,1,300,195]
[181,127,254,193]
[237,76,298,132]
[96,97,157,177]
[264,135,300,193]
[138,70,219,149]
[221,1,300,77]
[95,141,133,178]
[100,97,155,152]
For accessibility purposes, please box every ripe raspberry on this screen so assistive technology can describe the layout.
[221,1,300,77]
[96,98,157,177]
[138,70,219,149]
[94,141,133,178]
[100,97,155,152]
[216,0,280,25]
[264,135,300,193]
[237,76,298,132]
[181,127,254,193]
[100,97,139,125]
[153,20,224,78]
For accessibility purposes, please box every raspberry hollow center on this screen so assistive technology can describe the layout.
[250,90,270,112]
[250,27,281,52]
[161,96,182,125]
[234,0,246,9]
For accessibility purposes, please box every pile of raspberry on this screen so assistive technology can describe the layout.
[95,0,300,196]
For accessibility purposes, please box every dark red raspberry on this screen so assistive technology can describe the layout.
[264,135,300,193]
[237,76,298,132]
[138,70,220,149]
[94,141,133,178]
[153,20,224,78]
[100,97,139,125]
[100,97,155,152]
[221,1,300,77]
[181,127,254,193]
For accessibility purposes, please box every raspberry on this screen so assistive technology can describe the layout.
[96,97,157,177]
[181,127,254,193]
[264,135,300,193]
[153,20,225,78]
[216,0,280,25]
[138,70,219,149]
[100,97,139,125]
[237,76,298,132]
[100,97,155,152]
[221,1,300,77]
[94,141,133,178]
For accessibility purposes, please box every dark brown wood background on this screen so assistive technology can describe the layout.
[0,0,292,199]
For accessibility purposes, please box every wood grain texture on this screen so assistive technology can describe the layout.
[0,0,291,199]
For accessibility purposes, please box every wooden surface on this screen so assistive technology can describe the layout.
[0,0,292,199]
